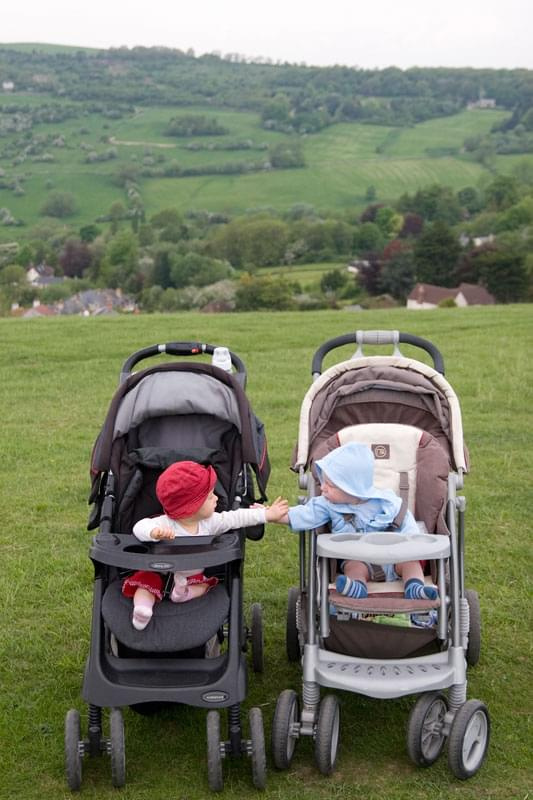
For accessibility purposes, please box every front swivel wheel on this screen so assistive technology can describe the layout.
[206,710,224,792]
[271,689,300,770]
[314,694,340,775]
[448,700,490,779]
[407,692,448,767]
[249,707,267,790]
[65,709,83,791]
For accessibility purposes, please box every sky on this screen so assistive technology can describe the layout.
[1,0,532,71]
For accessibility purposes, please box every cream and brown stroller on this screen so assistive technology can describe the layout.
[271,330,489,780]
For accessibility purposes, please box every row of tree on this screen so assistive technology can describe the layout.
[2,45,533,131]
[1,170,531,314]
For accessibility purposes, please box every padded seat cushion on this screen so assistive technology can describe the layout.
[102,579,230,653]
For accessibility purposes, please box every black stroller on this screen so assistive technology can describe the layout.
[65,341,271,792]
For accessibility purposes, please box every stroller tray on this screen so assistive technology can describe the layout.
[317,531,450,563]
[90,532,242,570]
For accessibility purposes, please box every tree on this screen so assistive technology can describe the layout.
[40,191,77,218]
[484,175,520,211]
[59,238,92,278]
[474,247,528,302]
[99,230,140,290]
[234,273,295,310]
[320,269,348,294]
[379,250,416,301]
[414,221,461,286]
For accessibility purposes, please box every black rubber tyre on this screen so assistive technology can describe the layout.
[286,587,301,663]
[407,692,448,767]
[249,707,267,790]
[250,602,264,673]
[448,700,490,779]
[109,708,126,788]
[314,694,340,775]
[465,589,481,667]
[206,710,224,792]
[65,709,83,791]
[271,689,300,770]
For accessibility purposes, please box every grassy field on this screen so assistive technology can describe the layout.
[0,98,528,233]
[0,305,531,800]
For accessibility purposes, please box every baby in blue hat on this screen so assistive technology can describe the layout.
[287,441,438,600]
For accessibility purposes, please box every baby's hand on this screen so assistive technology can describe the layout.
[150,527,175,541]
[265,496,290,523]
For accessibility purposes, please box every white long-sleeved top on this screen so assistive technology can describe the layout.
[133,507,267,542]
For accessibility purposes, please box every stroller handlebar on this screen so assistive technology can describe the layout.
[311,330,445,376]
[119,342,247,385]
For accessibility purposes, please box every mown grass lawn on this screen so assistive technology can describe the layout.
[0,305,531,799]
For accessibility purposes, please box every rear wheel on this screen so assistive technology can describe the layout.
[206,710,224,792]
[286,587,301,662]
[448,700,490,779]
[249,707,267,790]
[407,692,448,767]
[250,602,264,673]
[314,695,340,775]
[465,589,481,666]
[65,709,83,791]
[109,708,126,788]
[271,689,300,769]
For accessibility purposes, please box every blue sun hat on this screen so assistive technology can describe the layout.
[315,441,382,500]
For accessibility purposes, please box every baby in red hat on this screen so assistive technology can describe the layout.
[122,461,289,630]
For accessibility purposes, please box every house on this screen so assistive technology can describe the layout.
[407,282,495,310]
[22,299,56,318]
[467,98,496,110]
[26,263,62,287]
[2,81,14,92]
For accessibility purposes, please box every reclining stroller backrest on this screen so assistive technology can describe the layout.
[294,355,468,479]
[89,362,270,535]
[314,423,450,535]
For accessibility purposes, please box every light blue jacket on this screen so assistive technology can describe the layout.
[288,441,417,535]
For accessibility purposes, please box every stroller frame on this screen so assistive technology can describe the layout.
[65,341,268,792]
[272,330,490,780]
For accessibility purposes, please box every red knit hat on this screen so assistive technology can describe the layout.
[156,461,217,519]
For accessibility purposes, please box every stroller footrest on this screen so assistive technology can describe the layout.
[329,589,440,614]
[316,651,456,698]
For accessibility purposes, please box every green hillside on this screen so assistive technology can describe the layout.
[0,95,522,231]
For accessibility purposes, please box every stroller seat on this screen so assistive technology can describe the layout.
[102,580,230,653]
[320,422,449,614]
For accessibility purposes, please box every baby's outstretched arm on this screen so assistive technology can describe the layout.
[265,496,290,524]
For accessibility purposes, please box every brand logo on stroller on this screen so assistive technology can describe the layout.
[202,691,229,702]
[372,444,390,459]
[149,561,174,570]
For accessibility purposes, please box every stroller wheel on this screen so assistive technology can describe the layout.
[448,700,490,779]
[271,689,300,769]
[250,603,264,673]
[407,692,448,767]
[465,589,481,666]
[109,708,126,788]
[286,587,301,663]
[206,710,224,792]
[249,707,267,790]
[65,709,83,791]
[314,694,340,776]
